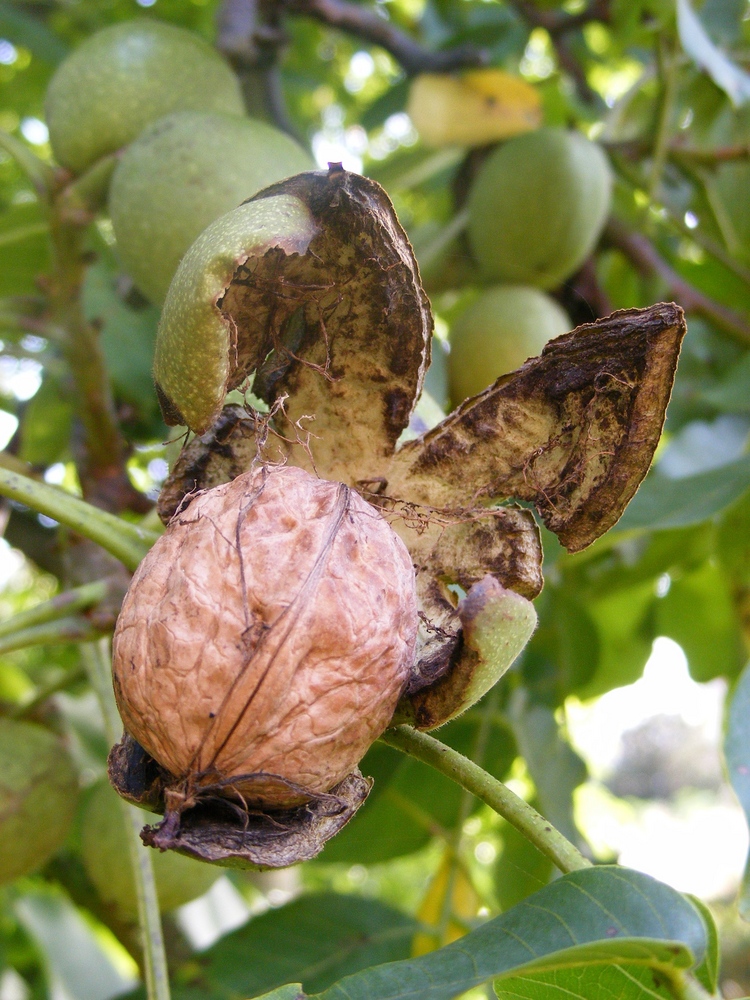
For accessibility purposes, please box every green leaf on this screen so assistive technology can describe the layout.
[616,457,750,532]
[523,588,599,703]
[717,487,750,585]
[508,692,587,849]
[82,262,162,436]
[677,0,750,105]
[298,867,707,1000]
[320,708,516,863]
[685,894,719,993]
[14,889,137,1000]
[0,201,50,298]
[0,2,69,64]
[493,813,554,912]
[579,582,655,698]
[702,352,750,413]
[655,561,745,681]
[724,660,750,920]
[19,374,74,466]
[126,894,418,1000]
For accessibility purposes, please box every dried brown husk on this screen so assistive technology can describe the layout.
[113,465,418,817]
[108,732,371,869]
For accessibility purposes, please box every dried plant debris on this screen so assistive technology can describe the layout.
[154,166,432,484]
[108,733,371,869]
[112,465,415,865]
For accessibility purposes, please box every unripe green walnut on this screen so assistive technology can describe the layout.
[448,285,571,405]
[154,192,320,432]
[109,111,314,304]
[45,21,244,174]
[82,782,219,918]
[467,128,612,290]
[0,719,79,884]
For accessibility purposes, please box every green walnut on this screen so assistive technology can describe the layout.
[45,21,244,175]
[81,781,219,918]
[448,285,571,405]
[0,718,79,885]
[467,128,612,290]
[109,111,314,304]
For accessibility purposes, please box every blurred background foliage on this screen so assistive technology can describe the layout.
[1,0,750,998]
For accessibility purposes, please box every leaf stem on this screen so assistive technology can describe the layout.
[81,640,171,1000]
[380,726,592,875]
[0,466,157,570]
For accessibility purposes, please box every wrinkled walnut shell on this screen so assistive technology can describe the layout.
[112,465,418,810]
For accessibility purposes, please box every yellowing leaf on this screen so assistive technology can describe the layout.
[412,850,481,956]
[407,71,541,149]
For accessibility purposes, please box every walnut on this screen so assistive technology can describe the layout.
[112,465,417,813]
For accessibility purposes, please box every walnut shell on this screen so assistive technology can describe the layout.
[112,465,417,809]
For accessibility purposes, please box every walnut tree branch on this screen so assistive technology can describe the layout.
[284,0,489,74]
[606,217,750,346]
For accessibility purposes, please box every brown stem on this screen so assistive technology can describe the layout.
[505,0,609,105]
[47,206,149,513]
[284,0,489,74]
[606,217,750,346]
[505,0,610,35]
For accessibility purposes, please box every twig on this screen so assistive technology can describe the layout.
[670,143,750,164]
[605,217,750,347]
[0,580,108,639]
[81,639,171,1000]
[216,0,303,140]
[0,616,101,656]
[504,0,610,36]
[285,0,489,74]
[380,726,591,875]
[504,0,610,104]
[0,466,157,570]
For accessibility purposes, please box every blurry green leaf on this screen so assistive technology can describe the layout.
[0,201,50,297]
[493,812,553,912]
[15,889,137,1000]
[19,374,73,466]
[724,660,750,920]
[677,0,750,105]
[717,487,750,584]
[361,79,409,131]
[580,581,655,698]
[509,692,587,849]
[82,263,161,434]
[297,867,707,1000]
[656,560,744,681]
[133,895,417,1000]
[701,0,747,44]
[321,708,516,863]
[0,3,68,63]
[703,350,750,412]
[523,589,599,703]
[616,456,750,531]
[707,162,750,259]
